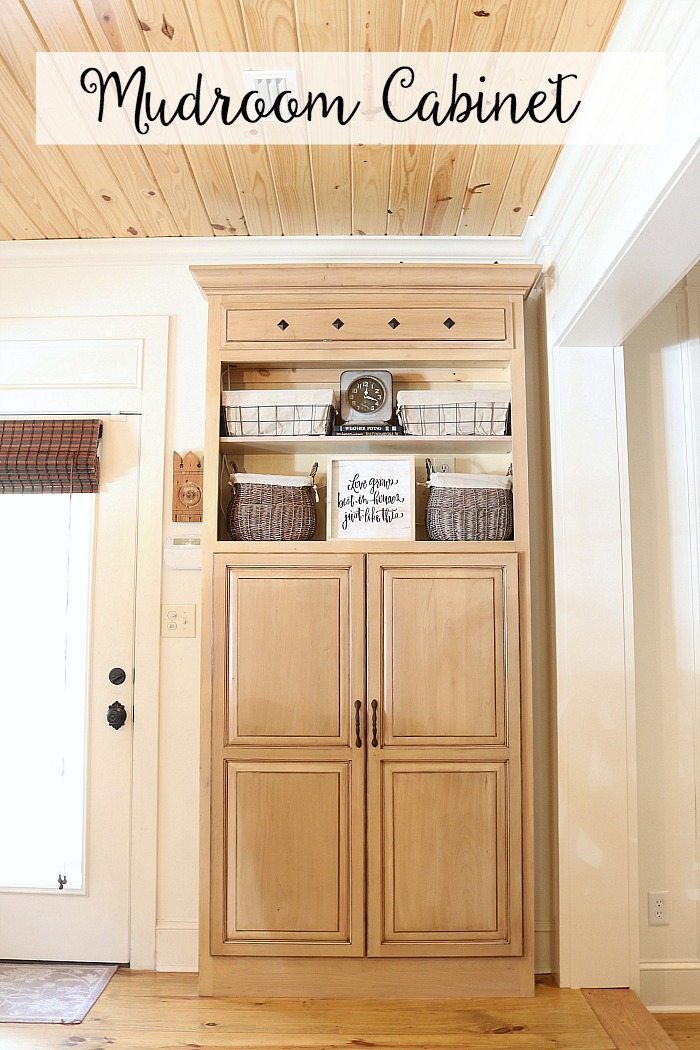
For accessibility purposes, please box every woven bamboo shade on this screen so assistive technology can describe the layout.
[0,419,102,493]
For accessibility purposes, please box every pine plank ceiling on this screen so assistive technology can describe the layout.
[0,0,624,241]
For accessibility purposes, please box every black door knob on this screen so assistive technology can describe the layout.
[107,701,127,730]
[109,667,127,686]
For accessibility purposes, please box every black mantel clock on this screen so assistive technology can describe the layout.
[339,369,394,426]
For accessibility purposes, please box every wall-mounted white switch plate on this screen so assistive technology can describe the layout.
[161,603,196,638]
[647,890,670,926]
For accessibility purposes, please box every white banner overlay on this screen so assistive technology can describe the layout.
[35,52,665,146]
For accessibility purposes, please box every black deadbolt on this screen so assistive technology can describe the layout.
[109,667,127,686]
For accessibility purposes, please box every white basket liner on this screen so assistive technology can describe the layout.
[223,389,337,407]
[223,388,337,437]
[397,386,510,437]
[427,472,512,490]
[397,387,509,407]
[232,472,315,487]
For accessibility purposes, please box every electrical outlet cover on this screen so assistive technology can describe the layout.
[647,890,670,926]
[431,455,456,475]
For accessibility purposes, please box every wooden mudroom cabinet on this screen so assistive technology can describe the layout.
[193,264,539,998]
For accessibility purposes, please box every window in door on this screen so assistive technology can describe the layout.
[0,492,95,891]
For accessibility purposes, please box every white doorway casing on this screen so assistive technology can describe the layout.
[625,271,700,1010]
[0,315,167,969]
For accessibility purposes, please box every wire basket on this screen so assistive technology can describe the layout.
[425,460,513,541]
[227,463,319,541]
[222,389,336,437]
[397,388,510,437]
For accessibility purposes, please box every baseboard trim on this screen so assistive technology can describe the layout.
[534,924,553,975]
[199,954,534,998]
[640,962,700,1011]
[155,922,198,973]
[154,921,551,980]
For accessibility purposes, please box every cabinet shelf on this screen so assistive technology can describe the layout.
[212,539,518,554]
[219,434,511,455]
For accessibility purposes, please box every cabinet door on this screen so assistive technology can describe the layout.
[366,554,522,957]
[211,554,365,956]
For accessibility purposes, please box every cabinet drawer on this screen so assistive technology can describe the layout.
[224,305,512,345]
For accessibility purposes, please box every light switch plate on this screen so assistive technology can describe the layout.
[161,603,196,638]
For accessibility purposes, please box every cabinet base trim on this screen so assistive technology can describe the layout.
[199,955,534,998]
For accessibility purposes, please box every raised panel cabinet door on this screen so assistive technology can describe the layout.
[210,554,365,956]
[224,761,355,946]
[366,554,522,957]
[221,561,360,746]
[371,557,520,747]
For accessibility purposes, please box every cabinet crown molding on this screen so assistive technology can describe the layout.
[191,263,542,299]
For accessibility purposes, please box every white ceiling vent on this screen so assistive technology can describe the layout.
[242,69,299,115]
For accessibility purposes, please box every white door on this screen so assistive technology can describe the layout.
[0,416,139,962]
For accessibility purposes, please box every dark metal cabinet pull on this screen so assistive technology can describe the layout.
[371,700,379,747]
[354,700,362,748]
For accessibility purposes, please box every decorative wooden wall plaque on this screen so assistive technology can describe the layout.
[172,451,203,522]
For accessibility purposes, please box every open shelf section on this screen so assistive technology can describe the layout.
[219,434,512,455]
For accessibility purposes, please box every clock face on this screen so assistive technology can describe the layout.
[347,376,387,414]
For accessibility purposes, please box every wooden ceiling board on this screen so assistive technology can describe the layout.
[9,0,179,237]
[237,0,318,236]
[422,0,510,236]
[0,0,626,241]
[349,1,401,236]
[385,0,460,236]
[0,6,125,238]
[80,0,249,236]
[0,120,79,238]
[456,0,565,237]
[0,181,48,239]
[183,0,283,235]
[119,0,247,235]
[490,0,626,236]
[13,0,186,237]
[295,0,352,235]
[0,52,113,237]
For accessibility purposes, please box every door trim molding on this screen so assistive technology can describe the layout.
[0,313,168,967]
[129,315,168,969]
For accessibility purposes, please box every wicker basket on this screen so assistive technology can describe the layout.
[425,459,513,541]
[227,463,319,541]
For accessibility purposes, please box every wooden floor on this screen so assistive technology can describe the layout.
[657,1014,700,1049]
[0,970,693,1050]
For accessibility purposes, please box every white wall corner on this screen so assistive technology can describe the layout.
[535,923,554,975]
[548,344,637,987]
[155,921,199,973]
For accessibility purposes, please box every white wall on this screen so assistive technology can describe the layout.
[625,267,700,1009]
[0,255,554,972]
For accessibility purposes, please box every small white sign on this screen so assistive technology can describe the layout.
[327,456,415,540]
